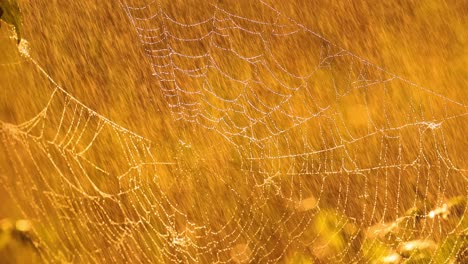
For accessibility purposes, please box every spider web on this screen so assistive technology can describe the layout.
[1,0,467,263]
[121,0,468,262]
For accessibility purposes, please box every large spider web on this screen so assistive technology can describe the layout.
[1,0,467,263]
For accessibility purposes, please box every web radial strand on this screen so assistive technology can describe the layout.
[120,0,468,263]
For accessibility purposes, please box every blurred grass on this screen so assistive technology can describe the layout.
[0,0,467,263]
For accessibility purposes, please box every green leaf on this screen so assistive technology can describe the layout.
[0,0,22,43]
[0,219,13,251]
[313,210,346,251]
[286,252,314,264]
[433,234,465,263]
[362,238,395,262]
[0,231,12,251]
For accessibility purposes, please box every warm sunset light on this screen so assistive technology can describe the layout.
[1,0,466,263]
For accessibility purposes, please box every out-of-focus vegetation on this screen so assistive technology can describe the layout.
[0,0,21,42]
[0,0,466,263]
[0,218,40,263]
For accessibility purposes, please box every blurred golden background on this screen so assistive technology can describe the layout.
[0,0,466,263]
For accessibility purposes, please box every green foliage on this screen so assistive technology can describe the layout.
[0,219,34,250]
[0,219,39,263]
[0,219,13,251]
[313,210,346,252]
[286,252,314,264]
[0,231,11,251]
[0,0,22,43]
[360,196,468,263]
[362,239,395,263]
